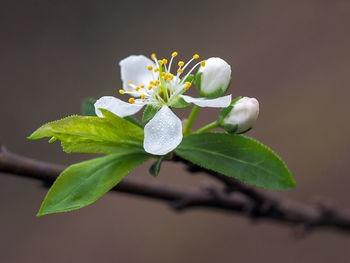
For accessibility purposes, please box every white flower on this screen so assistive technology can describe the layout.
[223,97,259,133]
[197,57,231,98]
[95,52,232,155]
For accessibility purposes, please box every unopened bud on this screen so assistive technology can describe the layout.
[221,97,259,133]
[196,57,231,98]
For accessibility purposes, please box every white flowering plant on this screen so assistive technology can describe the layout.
[29,52,295,216]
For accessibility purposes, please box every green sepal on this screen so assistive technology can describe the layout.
[221,123,238,133]
[37,150,152,216]
[82,98,97,116]
[175,133,296,190]
[194,72,202,92]
[195,72,232,98]
[28,109,145,154]
[218,96,242,123]
[142,104,161,122]
[183,74,194,83]
[169,96,191,109]
[149,156,165,177]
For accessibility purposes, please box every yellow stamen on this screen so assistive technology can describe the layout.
[161,72,166,77]
[135,86,140,91]
[128,80,133,84]
[193,54,199,59]
[201,60,205,67]
[150,81,155,85]
[155,87,157,91]
[129,98,135,104]
[172,51,178,57]
[151,53,156,60]
[154,68,160,72]
[119,89,125,94]
[185,81,191,90]
[155,80,160,85]
[158,60,163,66]
[147,66,153,71]
[141,94,145,99]
[178,61,184,67]
[169,74,174,80]
[162,59,168,64]
[177,68,183,73]
[140,84,145,88]
[148,85,152,90]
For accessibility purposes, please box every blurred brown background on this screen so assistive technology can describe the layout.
[1,1,350,262]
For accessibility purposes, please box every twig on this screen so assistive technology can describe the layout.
[1,145,350,235]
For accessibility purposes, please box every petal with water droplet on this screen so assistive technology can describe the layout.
[143,106,183,155]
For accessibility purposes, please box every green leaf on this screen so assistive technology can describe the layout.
[149,156,165,177]
[37,151,151,216]
[175,133,295,190]
[124,116,144,128]
[82,98,97,116]
[142,104,161,122]
[28,109,144,154]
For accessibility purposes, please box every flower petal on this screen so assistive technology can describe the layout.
[119,55,156,92]
[143,106,183,155]
[180,94,232,108]
[94,96,144,118]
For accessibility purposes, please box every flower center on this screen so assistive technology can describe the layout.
[119,52,205,105]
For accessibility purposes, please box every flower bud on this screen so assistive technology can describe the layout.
[196,57,231,98]
[221,97,259,133]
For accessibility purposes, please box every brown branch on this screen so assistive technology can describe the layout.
[1,145,350,235]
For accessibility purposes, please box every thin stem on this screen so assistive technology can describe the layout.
[194,121,219,134]
[184,105,200,135]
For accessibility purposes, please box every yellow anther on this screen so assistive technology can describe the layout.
[169,74,174,80]
[162,59,168,64]
[193,54,199,59]
[166,79,170,83]
[172,51,178,57]
[141,94,145,99]
[119,89,125,94]
[185,81,192,90]
[177,68,183,73]
[161,72,166,77]
[155,80,160,85]
[151,53,156,60]
[135,86,140,91]
[154,68,160,72]
[148,85,152,90]
[150,81,155,85]
[201,60,205,67]
[147,66,153,71]
[178,61,184,67]
[128,80,133,84]
[155,87,157,91]
[129,98,135,104]
[140,84,145,88]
